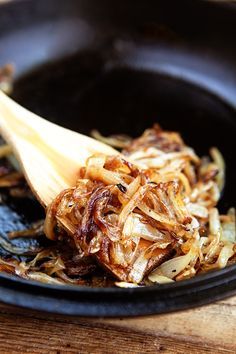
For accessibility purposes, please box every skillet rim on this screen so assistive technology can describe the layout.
[0,263,236,317]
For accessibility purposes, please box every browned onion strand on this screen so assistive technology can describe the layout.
[0,124,235,286]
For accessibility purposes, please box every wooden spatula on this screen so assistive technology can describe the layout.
[0,90,117,207]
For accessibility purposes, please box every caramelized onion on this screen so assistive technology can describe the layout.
[0,123,234,287]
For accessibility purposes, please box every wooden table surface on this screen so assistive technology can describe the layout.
[0,295,236,353]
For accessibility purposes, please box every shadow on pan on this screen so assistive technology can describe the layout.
[0,0,235,316]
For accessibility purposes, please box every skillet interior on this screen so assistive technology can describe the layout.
[0,0,235,316]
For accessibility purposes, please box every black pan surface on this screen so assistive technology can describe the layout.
[0,0,235,316]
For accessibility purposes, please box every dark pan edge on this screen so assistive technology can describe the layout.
[0,264,236,317]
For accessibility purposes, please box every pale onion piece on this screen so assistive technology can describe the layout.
[221,222,236,243]
[44,203,57,240]
[158,158,186,174]
[115,282,141,288]
[88,232,102,254]
[148,274,174,284]
[86,155,127,185]
[130,150,194,169]
[221,208,236,243]
[198,237,209,261]
[182,147,200,163]
[190,181,214,202]
[184,161,197,185]
[133,149,198,164]
[140,147,166,156]
[27,272,64,285]
[209,208,221,236]
[175,267,196,281]
[6,260,29,276]
[128,160,148,169]
[217,244,234,268]
[14,261,29,277]
[189,187,199,202]
[86,155,106,169]
[118,185,148,228]
[126,175,141,198]
[200,180,214,192]
[110,242,127,266]
[162,151,190,161]
[149,171,191,195]
[150,240,171,250]
[192,229,200,241]
[205,244,221,263]
[122,213,136,238]
[181,236,200,253]
[183,196,190,204]
[199,237,209,248]
[228,207,236,221]
[133,157,167,169]
[128,251,149,283]
[138,203,176,227]
[123,237,140,264]
[56,193,72,217]
[210,147,225,192]
[167,184,191,224]
[86,166,127,186]
[128,147,165,161]
[150,250,194,279]
[155,188,176,220]
[205,209,222,261]
[189,217,200,230]
[186,203,209,218]
[57,216,77,235]
[28,249,55,267]
[172,172,191,195]
[56,270,80,284]
[46,257,66,275]
[211,183,220,203]
[142,240,174,264]
[123,213,170,245]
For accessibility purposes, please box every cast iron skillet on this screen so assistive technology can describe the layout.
[0,0,235,317]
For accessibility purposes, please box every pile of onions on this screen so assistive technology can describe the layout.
[44,125,235,286]
[0,124,235,286]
